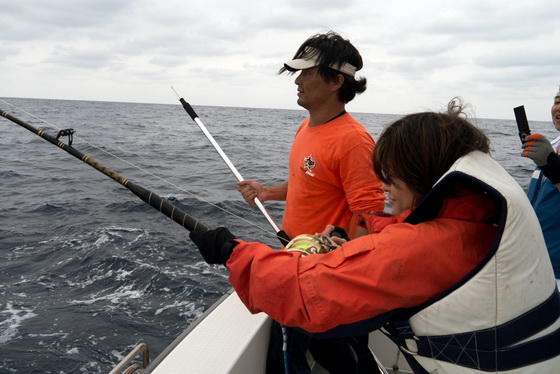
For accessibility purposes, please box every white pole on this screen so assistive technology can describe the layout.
[174,90,281,233]
[191,116,281,233]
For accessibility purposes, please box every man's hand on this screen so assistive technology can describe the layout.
[522,134,560,184]
[522,134,555,167]
[236,180,265,206]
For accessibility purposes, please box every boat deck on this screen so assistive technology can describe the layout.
[138,290,412,373]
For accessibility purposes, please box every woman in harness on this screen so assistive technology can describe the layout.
[190,98,560,373]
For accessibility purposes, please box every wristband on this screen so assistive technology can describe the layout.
[540,152,560,184]
[221,239,239,264]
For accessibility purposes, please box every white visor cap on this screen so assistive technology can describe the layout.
[284,47,357,77]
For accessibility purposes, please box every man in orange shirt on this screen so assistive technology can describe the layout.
[237,31,385,373]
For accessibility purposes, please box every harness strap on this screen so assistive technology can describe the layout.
[384,290,560,371]
[418,326,560,371]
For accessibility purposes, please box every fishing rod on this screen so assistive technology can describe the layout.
[1,109,208,233]
[172,88,283,236]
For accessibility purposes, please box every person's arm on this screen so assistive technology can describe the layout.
[341,141,386,209]
[347,213,369,238]
[338,142,386,238]
[226,216,496,333]
[236,180,288,205]
[189,206,496,333]
[522,134,560,191]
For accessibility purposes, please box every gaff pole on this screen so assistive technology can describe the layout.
[1,109,208,233]
[173,89,282,234]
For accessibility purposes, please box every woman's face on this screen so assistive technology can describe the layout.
[382,178,417,215]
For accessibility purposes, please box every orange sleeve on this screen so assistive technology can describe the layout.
[338,139,385,214]
[226,218,496,333]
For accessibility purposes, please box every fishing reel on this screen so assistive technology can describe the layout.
[283,233,339,257]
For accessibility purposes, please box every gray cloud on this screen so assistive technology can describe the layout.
[0,0,558,120]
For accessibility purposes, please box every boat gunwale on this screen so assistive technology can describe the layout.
[142,288,235,373]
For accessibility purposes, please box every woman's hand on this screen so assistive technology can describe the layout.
[322,224,348,245]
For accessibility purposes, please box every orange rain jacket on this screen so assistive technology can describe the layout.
[226,193,497,333]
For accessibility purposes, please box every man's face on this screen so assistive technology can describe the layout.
[552,91,560,132]
[293,67,335,111]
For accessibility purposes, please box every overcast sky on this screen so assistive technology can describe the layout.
[1,0,558,121]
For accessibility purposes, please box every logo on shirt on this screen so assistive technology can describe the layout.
[303,154,316,176]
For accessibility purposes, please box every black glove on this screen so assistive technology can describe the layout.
[189,227,238,265]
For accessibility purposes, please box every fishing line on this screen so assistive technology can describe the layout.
[0,98,277,238]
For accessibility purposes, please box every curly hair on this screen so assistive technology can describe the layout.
[278,31,367,103]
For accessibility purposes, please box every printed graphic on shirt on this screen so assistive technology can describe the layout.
[303,154,316,177]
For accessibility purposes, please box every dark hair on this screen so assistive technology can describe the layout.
[373,98,491,201]
[278,31,367,103]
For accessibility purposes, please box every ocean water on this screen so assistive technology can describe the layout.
[0,97,553,373]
